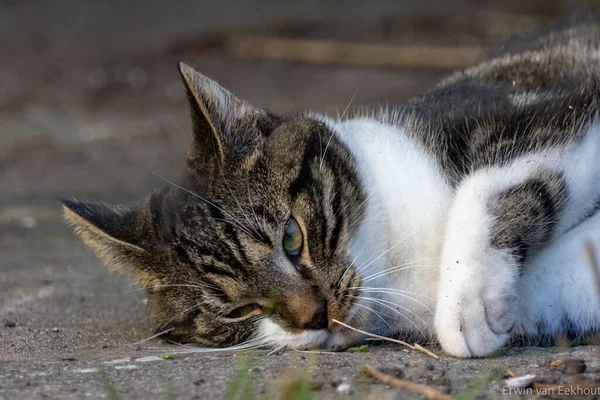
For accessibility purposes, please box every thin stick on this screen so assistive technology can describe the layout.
[414,343,439,360]
[226,35,485,70]
[362,365,452,400]
[331,319,439,359]
[584,241,600,299]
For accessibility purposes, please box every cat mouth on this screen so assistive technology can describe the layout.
[257,304,360,349]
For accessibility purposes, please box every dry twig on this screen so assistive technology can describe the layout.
[332,319,439,359]
[226,34,485,70]
[362,365,452,400]
[414,343,440,360]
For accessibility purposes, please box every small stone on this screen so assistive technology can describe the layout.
[73,368,98,374]
[134,356,163,363]
[103,357,131,365]
[335,382,351,394]
[505,374,536,388]
[115,365,138,370]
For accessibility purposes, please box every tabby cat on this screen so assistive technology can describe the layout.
[64,15,600,357]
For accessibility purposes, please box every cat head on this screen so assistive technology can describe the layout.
[63,62,367,349]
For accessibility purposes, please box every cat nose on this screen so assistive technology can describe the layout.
[303,302,328,330]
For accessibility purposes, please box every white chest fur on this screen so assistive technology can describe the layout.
[330,118,452,338]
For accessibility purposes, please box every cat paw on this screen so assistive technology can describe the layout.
[435,249,518,358]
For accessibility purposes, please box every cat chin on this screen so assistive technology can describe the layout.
[256,318,359,350]
[256,319,331,349]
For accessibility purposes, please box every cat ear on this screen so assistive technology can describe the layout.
[61,198,160,287]
[177,62,266,172]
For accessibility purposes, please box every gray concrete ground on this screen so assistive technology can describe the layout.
[2,1,600,399]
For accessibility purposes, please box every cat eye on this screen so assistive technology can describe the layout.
[224,303,261,320]
[283,217,303,256]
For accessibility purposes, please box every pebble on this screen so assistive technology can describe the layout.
[115,364,138,370]
[336,382,351,394]
[103,357,131,365]
[73,368,99,374]
[134,356,163,363]
[505,374,536,388]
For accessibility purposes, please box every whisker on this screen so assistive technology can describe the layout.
[267,345,286,356]
[139,301,208,346]
[320,90,357,172]
[353,237,388,272]
[128,328,174,347]
[173,338,266,354]
[362,259,439,283]
[247,185,269,241]
[153,173,258,241]
[339,89,359,121]
[353,302,394,331]
[354,288,433,314]
[355,237,409,276]
[175,278,222,290]
[338,238,371,286]
[227,183,254,231]
[125,283,222,294]
[351,286,432,300]
[163,336,194,348]
[355,296,427,338]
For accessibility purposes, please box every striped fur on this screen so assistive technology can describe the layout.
[64,15,600,357]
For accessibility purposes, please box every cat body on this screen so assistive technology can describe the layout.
[64,15,600,358]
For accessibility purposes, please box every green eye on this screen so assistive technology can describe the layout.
[225,303,261,319]
[283,217,303,256]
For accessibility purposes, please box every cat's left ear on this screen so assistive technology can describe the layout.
[61,198,160,287]
[177,62,274,172]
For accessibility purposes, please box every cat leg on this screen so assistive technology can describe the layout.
[517,209,600,338]
[435,167,567,357]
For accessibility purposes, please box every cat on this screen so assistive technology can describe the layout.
[63,14,600,358]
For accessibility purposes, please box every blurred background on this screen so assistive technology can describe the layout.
[3,0,600,213]
[1,0,599,369]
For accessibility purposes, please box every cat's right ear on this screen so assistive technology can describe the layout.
[61,198,160,287]
[177,62,267,174]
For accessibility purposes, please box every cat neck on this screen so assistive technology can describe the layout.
[328,116,452,289]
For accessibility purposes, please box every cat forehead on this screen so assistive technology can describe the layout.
[264,115,333,165]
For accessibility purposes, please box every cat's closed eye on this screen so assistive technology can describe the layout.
[224,303,262,320]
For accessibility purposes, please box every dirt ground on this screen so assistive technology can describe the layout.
[2,1,600,399]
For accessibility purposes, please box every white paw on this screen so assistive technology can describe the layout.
[435,248,518,358]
